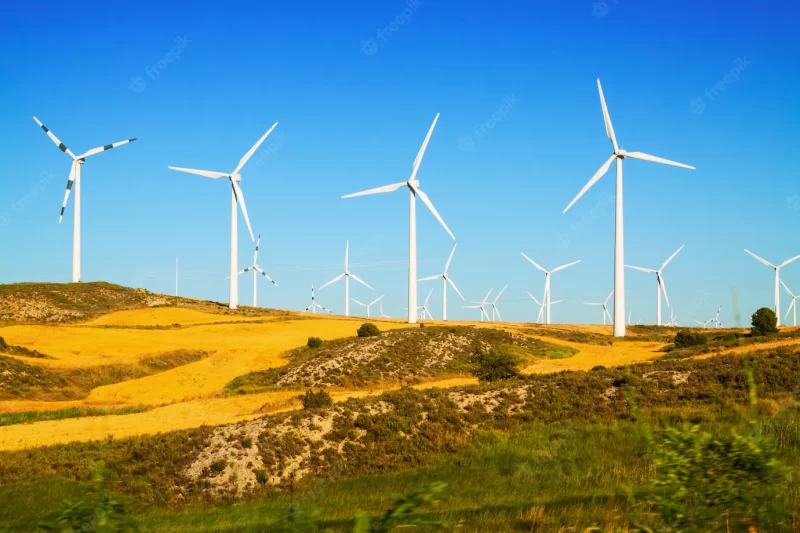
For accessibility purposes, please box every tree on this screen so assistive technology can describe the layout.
[357,323,381,338]
[307,337,323,348]
[673,330,707,348]
[300,389,333,409]
[471,345,520,382]
[751,307,778,336]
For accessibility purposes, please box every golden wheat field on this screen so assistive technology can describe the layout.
[0,307,687,452]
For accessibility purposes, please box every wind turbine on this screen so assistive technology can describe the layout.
[237,235,277,307]
[520,253,581,324]
[304,285,331,314]
[169,122,278,309]
[379,300,391,319]
[626,245,684,325]
[32,117,137,282]
[319,241,373,316]
[351,295,385,318]
[418,244,465,320]
[419,288,434,320]
[342,114,454,324]
[526,291,563,324]
[464,289,492,322]
[744,249,800,327]
[665,308,680,327]
[583,289,614,325]
[693,319,712,329]
[781,280,799,327]
[489,285,507,322]
[712,307,722,328]
[562,80,695,337]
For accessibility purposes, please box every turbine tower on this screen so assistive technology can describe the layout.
[626,245,684,325]
[744,249,800,327]
[169,122,278,309]
[304,285,331,314]
[526,291,563,324]
[781,280,799,327]
[490,285,507,322]
[33,117,136,282]
[562,80,695,337]
[319,241,373,316]
[351,295,385,318]
[418,244,465,320]
[342,114,455,324]
[583,289,614,325]
[520,253,580,324]
[237,235,277,307]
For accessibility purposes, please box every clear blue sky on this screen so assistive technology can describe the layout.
[1,0,799,325]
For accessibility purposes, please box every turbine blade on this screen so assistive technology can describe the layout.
[33,117,77,159]
[370,295,385,306]
[744,249,776,269]
[483,289,493,304]
[660,245,685,270]
[231,180,255,241]
[526,291,542,306]
[604,307,613,323]
[596,79,618,152]
[424,288,434,305]
[494,307,502,321]
[494,284,508,302]
[411,185,455,240]
[232,122,278,175]
[349,272,373,290]
[342,182,406,199]
[319,273,344,289]
[626,265,657,273]
[780,279,795,298]
[351,298,367,307]
[418,275,441,282]
[563,154,616,214]
[659,273,670,308]
[345,240,349,269]
[604,289,614,304]
[624,151,695,170]
[786,299,796,320]
[254,266,277,286]
[551,260,581,273]
[411,113,440,181]
[779,255,800,268]
[58,162,77,223]
[584,302,603,306]
[78,138,137,159]
[443,243,457,273]
[168,166,229,179]
[520,252,547,273]
[253,235,261,265]
[447,277,466,301]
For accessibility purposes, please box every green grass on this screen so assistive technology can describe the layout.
[0,405,151,427]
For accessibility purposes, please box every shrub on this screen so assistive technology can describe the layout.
[752,307,778,336]
[674,329,707,348]
[306,337,323,349]
[0,336,6,349]
[471,345,520,382]
[210,460,227,474]
[301,389,333,410]
[357,323,381,338]
[242,438,252,449]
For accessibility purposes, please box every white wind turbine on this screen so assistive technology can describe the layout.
[781,280,799,327]
[33,117,136,282]
[744,249,800,327]
[464,289,492,322]
[520,253,581,325]
[304,285,331,314]
[319,241,373,316]
[418,244,465,320]
[351,295,385,318]
[169,122,278,309]
[693,319,712,329]
[583,289,614,325]
[526,291,563,324]
[489,285,508,322]
[342,114,454,324]
[562,80,695,337]
[712,306,722,328]
[237,235,277,307]
[419,288,434,320]
[666,308,680,327]
[379,300,391,319]
[626,245,684,325]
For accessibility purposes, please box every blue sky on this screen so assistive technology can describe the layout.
[1,0,799,325]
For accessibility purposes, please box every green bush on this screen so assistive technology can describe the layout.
[306,337,323,349]
[673,329,707,349]
[357,323,381,338]
[300,389,333,410]
[471,345,520,382]
[752,307,778,336]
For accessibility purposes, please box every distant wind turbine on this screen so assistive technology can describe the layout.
[666,308,680,327]
[33,117,137,282]
[583,289,614,325]
[694,319,712,329]
[237,235,277,307]
[520,253,581,324]
[352,295,385,318]
[781,280,799,327]
[418,244,465,320]
[320,241,373,316]
[626,245,684,325]
[744,249,800,327]
[379,300,391,319]
[464,289,492,322]
[169,122,278,309]
[489,285,507,322]
[304,285,331,314]
[419,288,434,320]
[342,114,454,324]
[562,80,695,337]
[526,291,563,324]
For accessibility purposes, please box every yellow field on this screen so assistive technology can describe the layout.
[85,307,271,327]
